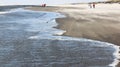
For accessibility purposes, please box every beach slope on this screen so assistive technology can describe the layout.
[26,3,120,46]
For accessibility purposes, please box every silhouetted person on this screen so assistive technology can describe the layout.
[41,4,46,7]
[43,4,46,7]
[93,3,96,8]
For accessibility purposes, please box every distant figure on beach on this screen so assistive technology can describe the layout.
[93,3,96,8]
[41,4,46,7]
[88,2,96,8]
[88,3,92,8]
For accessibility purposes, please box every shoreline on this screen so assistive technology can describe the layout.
[26,3,120,67]
[26,3,120,46]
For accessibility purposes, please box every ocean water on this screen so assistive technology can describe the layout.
[0,8,119,67]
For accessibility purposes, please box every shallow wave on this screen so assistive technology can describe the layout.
[0,8,119,67]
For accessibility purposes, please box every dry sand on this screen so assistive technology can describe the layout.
[26,3,120,46]
[26,3,120,67]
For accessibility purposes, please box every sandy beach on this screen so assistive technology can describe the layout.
[26,3,120,67]
[27,4,120,45]
[26,3,120,46]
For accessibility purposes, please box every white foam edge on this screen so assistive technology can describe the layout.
[53,30,66,36]
[29,35,120,67]
[7,8,66,18]
[56,37,120,67]
[0,11,9,14]
[109,45,120,67]
[63,38,120,67]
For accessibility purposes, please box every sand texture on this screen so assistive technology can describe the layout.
[26,4,120,46]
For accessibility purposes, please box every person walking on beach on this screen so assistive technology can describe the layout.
[41,4,46,7]
[93,3,96,8]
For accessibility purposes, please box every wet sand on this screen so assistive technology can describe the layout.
[26,4,120,46]
[26,3,120,67]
